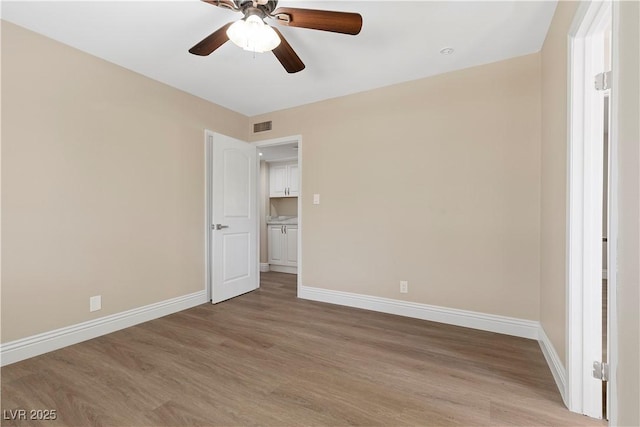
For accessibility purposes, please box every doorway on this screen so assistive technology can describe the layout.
[567,0,613,420]
[255,136,303,292]
[204,132,303,302]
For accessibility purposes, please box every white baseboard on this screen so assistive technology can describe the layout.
[269,265,297,274]
[0,290,208,366]
[298,286,540,339]
[538,326,567,405]
[260,263,270,273]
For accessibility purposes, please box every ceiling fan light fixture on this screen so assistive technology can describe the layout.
[226,14,281,53]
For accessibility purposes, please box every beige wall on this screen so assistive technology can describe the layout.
[270,198,298,217]
[250,54,542,320]
[539,0,579,367]
[1,22,248,342]
[615,1,640,424]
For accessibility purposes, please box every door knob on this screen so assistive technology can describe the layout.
[213,224,229,230]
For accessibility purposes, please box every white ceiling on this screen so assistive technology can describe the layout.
[1,0,557,117]
[259,142,298,161]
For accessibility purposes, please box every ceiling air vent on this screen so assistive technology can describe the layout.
[253,121,272,133]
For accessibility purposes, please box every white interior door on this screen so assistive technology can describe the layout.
[211,133,258,303]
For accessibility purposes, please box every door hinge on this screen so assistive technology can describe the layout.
[595,71,612,91]
[592,361,609,381]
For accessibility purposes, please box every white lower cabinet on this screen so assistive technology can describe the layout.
[285,226,298,265]
[268,225,284,264]
[268,225,298,270]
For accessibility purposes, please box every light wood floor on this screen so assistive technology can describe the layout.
[2,272,605,426]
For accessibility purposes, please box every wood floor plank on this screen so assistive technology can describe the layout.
[2,272,605,426]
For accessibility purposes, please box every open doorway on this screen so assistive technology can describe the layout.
[255,136,302,290]
[204,132,302,303]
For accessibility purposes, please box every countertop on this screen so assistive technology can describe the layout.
[266,216,298,225]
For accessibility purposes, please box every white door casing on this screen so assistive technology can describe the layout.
[210,132,259,303]
[567,0,611,418]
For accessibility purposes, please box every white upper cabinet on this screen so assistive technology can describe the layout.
[269,163,287,197]
[269,161,298,198]
[287,163,299,197]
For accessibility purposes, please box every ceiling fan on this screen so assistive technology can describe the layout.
[189,0,363,73]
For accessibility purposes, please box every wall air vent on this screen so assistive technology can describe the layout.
[253,121,272,133]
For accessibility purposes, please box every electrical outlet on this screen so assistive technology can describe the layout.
[400,281,408,293]
[90,295,102,312]
[313,194,320,205]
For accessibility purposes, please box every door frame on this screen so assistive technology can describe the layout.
[254,135,303,293]
[205,130,214,301]
[566,0,615,419]
[606,2,622,424]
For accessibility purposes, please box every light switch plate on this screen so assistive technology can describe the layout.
[313,194,320,205]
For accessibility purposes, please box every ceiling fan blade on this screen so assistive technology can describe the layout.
[202,0,238,11]
[272,7,362,35]
[271,28,305,73]
[189,22,233,56]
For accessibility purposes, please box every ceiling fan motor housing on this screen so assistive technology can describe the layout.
[237,0,278,18]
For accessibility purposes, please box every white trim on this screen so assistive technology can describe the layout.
[606,1,621,423]
[265,156,297,163]
[254,135,301,147]
[299,286,540,340]
[566,0,611,418]
[297,137,302,291]
[269,264,297,274]
[539,326,568,406]
[0,290,207,366]
[254,135,303,293]
[260,263,270,272]
[204,130,214,302]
